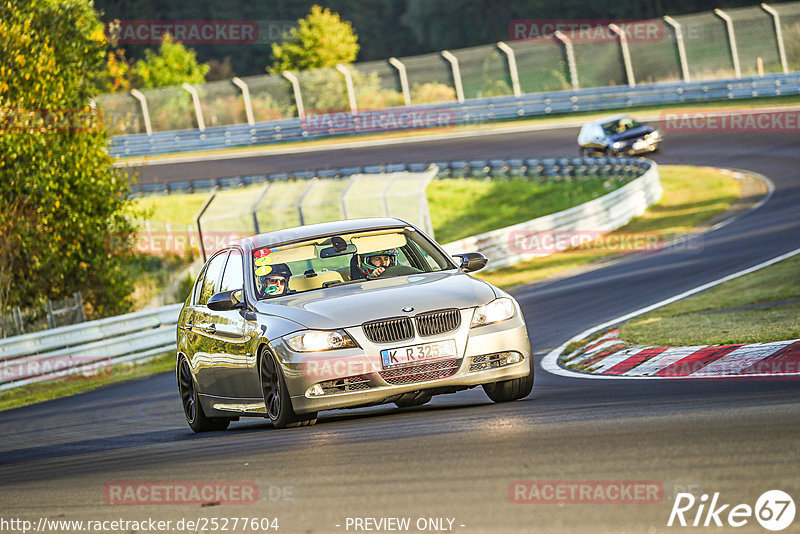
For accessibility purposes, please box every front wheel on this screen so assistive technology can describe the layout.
[482,363,534,403]
[259,349,317,428]
[177,356,230,432]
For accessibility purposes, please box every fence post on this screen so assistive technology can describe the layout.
[12,307,23,334]
[282,71,305,119]
[663,16,691,82]
[46,299,56,329]
[496,42,522,97]
[761,3,789,74]
[336,64,358,113]
[232,77,255,126]
[554,31,579,90]
[296,178,317,226]
[75,292,86,323]
[608,24,636,87]
[714,9,741,79]
[250,183,272,235]
[389,57,411,106]
[194,188,218,263]
[182,83,206,131]
[441,50,465,103]
[339,175,359,219]
[129,89,153,135]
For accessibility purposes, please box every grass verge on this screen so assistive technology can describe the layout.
[134,174,633,245]
[476,165,743,289]
[619,253,800,346]
[0,352,175,412]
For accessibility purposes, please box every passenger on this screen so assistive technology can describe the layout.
[256,263,292,297]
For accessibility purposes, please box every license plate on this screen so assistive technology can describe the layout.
[380,339,457,369]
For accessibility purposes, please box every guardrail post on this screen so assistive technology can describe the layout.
[336,64,358,113]
[663,16,691,82]
[182,83,206,131]
[129,89,153,135]
[282,71,305,119]
[761,3,789,74]
[232,77,255,126]
[441,50,465,103]
[608,24,636,87]
[194,188,218,263]
[496,42,522,97]
[714,9,741,79]
[554,31,579,90]
[389,58,412,106]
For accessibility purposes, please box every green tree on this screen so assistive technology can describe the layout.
[0,0,136,321]
[134,33,209,89]
[269,5,359,73]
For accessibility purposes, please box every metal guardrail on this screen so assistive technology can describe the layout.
[112,72,800,159]
[132,155,647,195]
[443,159,660,270]
[0,304,182,392]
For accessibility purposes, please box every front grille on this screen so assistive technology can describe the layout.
[416,308,461,337]
[380,359,460,385]
[363,317,414,344]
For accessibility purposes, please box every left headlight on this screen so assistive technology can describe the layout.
[471,298,516,328]
[284,330,358,352]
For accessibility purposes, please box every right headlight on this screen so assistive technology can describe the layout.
[470,298,516,328]
[283,330,358,352]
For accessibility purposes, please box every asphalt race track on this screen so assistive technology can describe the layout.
[1,121,799,533]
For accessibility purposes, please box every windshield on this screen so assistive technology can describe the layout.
[252,228,454,299]
[601,116,643,136]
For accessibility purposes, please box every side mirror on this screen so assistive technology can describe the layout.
[207,290,244,311]
[454,252,488,273]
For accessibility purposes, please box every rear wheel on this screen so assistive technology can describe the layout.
[482,362,534,403]
[259,349,317,428]
[177,357,230,432]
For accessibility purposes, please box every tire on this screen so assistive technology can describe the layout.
[259,349,317,429]
[395,392,432,408]
[177,356,230,432]
[482,362,534,403]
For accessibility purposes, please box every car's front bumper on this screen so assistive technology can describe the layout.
[271,310,532,414]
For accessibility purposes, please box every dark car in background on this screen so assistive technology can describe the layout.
[578,114,661,157]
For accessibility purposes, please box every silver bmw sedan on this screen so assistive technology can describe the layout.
[176,218,533,432]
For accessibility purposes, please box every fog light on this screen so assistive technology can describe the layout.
[306,384,325,397]
[506,352,523,364]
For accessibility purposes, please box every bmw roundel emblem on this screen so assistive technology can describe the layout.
[402,307,414,312]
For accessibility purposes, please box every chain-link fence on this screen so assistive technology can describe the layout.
[1,293,86,338]
[97,3,800,135]
[195,168,437,260]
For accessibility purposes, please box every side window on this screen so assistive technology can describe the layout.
[198,252,228,306]
[192,267,206,305]
[219,250,243,293]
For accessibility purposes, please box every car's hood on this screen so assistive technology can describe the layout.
[608,125,655,143]
[254,271,496,330]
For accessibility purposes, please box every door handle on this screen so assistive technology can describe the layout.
[204,324,216,334]
[178,322,193,331]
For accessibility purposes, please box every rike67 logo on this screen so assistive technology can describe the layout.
[668,490,795,531]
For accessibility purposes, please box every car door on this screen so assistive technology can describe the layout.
[212,249,263,401]
[190,250,229,397]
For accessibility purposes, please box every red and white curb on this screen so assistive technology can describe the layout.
[541,246,800,380]
[561,329,800,377]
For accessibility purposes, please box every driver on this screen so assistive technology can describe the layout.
[256,263,292,297]
[358,248,398,278]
